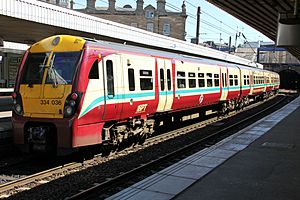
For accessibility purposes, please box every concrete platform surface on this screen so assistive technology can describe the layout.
[107,95,300,200]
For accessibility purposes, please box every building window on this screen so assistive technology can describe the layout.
[145,10,154,18]
[146,23,154,32]
[163,23,171,36]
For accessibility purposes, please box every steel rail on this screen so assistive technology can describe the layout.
[0,95,284,198]
[144,95,277,146]
[67,95,288,200]
[0,162,81,193]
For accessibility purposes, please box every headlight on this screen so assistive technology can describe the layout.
[15,104,22,114]
[69,100,76,107]
[65,106,73,116]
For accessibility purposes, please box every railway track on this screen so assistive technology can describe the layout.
[66,94,291,199]
[0,94,291,198]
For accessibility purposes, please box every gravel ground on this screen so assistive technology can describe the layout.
[5,95,294,200]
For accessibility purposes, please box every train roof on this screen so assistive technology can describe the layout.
[84,38,264,71]
[29,35,274,74]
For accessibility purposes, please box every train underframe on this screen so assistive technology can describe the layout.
[14,89,278,155]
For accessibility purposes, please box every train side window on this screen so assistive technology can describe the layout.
[234,75,238,86]
[206,73,213,87]
[188,72,196,88]
[189,79,196,88]
[198,79,205,87]
[177,71,185,77]
[106,60,114,96]
[140,78,153,90]
[214,74,219,87]
[207,79,213,87]
[198,73,204,78]
[198,73,204,87]
[160,69,165,91]
[229,74,234,86]
[88,60,99,79]
[167,69,171,90]
[140,70,153,90]
[128,68,135,91]
[177,71,186,88]
[188,72,195,77]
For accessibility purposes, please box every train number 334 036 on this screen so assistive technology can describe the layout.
[40,99,62,105]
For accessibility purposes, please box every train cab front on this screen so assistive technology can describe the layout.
[12,35,85,155]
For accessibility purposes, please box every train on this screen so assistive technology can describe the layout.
[12,35,280,155]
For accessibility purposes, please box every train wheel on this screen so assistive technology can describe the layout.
[101,143,114,156]
[219,102,229,117]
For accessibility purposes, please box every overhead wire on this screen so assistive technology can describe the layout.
[73,0,238,42]
[165,1,236,40]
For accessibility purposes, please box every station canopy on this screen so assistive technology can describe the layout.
[207,0,300,61]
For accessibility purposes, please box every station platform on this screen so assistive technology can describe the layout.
[0,96,12,139]
[107,95,300,200]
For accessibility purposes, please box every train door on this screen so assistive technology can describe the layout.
[157,58,173,112]
[101,54,123,120]
[249,71,254,95]
[236,65,242,100]
[220,66,228,101]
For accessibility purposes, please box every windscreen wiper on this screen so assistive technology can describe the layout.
[48,54,58,88]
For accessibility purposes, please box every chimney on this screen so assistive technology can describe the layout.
[70,0,74,9]
[86,0,96,10]
[136,0,144,14]
[108,0,116,12]
[157,0,166,15]
[181,0,186,15]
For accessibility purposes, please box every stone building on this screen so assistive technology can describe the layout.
[79,0,187,41]
[38,0,71,8]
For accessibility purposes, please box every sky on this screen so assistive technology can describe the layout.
[73,0,273,46]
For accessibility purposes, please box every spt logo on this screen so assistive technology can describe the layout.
[136,104,148,113]
[199,94,204,104]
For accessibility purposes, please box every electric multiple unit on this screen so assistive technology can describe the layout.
[12,35,280,155]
